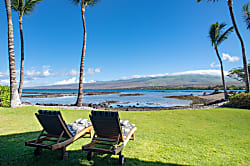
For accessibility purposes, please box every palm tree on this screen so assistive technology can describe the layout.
[11,0,43,98]
[4,0,21,107]
[72,0,99,107]
[242,3,250,30]
[209,22,233,99]
[197,0,250,92]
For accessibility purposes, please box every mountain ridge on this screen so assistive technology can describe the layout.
[25,74,243,89]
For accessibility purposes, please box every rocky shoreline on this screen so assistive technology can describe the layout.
[22,92,226,111]
[164,93,225,105]
[23,101,227,111]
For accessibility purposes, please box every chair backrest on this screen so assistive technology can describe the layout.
[90,110,124,140]
[36,110,73,138]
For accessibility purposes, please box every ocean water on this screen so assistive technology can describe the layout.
[22,89,213,107]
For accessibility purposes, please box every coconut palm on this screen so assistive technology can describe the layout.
[11,0,43,98]
[242,3,250,29]
[228,63,250,81]
[4,0,21,107]
[72,0,100,107]
[209,22,233,99]
[197,0,250,92]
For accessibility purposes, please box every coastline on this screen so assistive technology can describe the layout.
[23,101,226,111]
[21,90,226,111]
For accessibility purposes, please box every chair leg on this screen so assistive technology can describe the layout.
[61,146,68,160]
[34,147,42,156]
[118,151,124,165]
[132,133,135,141]
[87,151,94,161]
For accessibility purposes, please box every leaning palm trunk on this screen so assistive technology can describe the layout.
[215,46,228,99]
[227,0,250,92]
[76,4,87,107]
[5,0,21,107]
[18,16,24,98]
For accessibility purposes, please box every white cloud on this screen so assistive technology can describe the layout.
[53,77,96,85]
[85,68,101,75]
[24,66,101,81]
[40,65,51,77]
[25,70,41,77]
[54,77,78,85]
[210,62,221,68]
[222,53,239,62]
[94,68,101,73]
[25,66,55,79]
[0,71,9,79]
[170,69,228,76]
[88,80,96,83]
[23,80,31,85]
[41,70,50,77]
[42,65,50,69]
[0,79,9,85]
[122,73,169,80]
[122,69,229,80]
[66,69,79,76]
[65,68,100,76]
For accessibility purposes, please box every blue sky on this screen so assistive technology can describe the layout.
[0,0,249,87]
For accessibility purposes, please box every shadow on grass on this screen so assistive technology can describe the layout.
[0,132,187,166]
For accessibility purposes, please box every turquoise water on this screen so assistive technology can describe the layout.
[22,89,213,107]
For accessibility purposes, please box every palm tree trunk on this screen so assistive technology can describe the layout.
[4,0,21,107]
[76,4,87,107]
[18,16,24,98]
[228,0,250,92]
[215,46,228,99]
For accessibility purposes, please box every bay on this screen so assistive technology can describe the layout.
[22,89,213,107]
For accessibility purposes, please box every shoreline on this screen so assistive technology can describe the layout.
[21,91,226,111]
[23,101,227,111]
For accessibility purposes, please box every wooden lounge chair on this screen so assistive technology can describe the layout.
[82,110,136,165]
[25,110,92,159]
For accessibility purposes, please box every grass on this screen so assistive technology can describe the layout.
[0,106,249,166]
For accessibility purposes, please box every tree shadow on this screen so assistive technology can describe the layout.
[76,152,188,166]
[0,132,188,166]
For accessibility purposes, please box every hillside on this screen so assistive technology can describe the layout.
[25,74,243,89]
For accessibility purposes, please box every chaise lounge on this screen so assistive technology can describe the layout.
[82,110,136,165]
[25,110,92,159]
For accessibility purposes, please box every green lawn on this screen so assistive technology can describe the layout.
[0,106,249,166]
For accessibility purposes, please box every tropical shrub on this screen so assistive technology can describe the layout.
[0,85,10,107]
[226,92,250,108]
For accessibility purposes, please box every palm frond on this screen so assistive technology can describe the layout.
[209,22,233,47]
[219,23,226,30]
[11,0,19,11]
[71,0,100,6]
[71,0,81,5]
[214,22,221,42]
[217,26,234,46]
[84,0,100,6]
[11,0,24,12]
[23,0,43,15]
[242,3,250,29]
[216,22,226,43]
[209,23,217,46]
[11,0,42,15]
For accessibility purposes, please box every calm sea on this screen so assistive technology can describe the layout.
[22,89,213,107]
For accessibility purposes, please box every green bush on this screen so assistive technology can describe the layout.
[227,92,250,109]
[0,85,10,107]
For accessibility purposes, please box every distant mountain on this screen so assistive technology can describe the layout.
[25,74,243,89]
